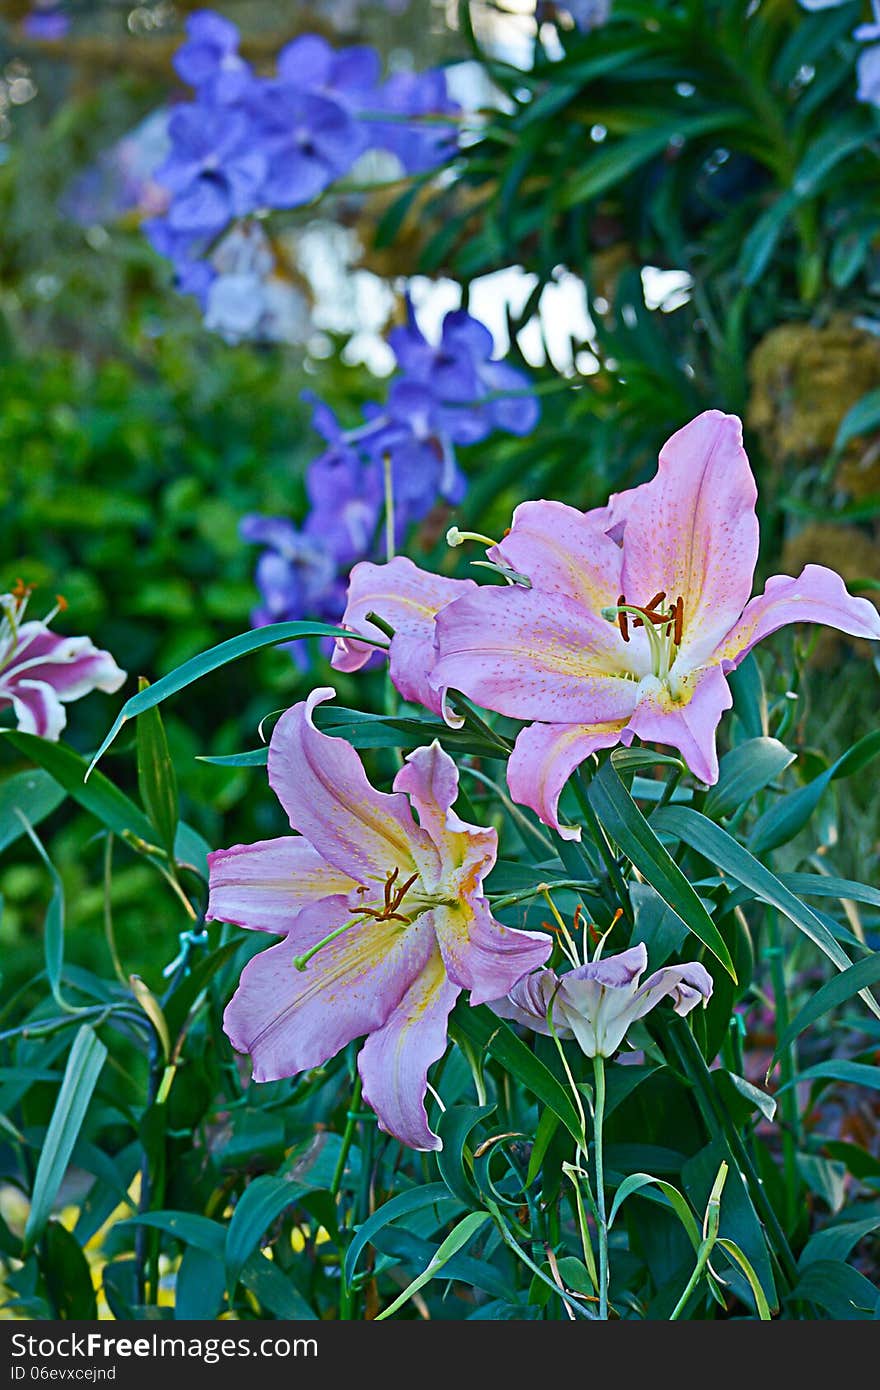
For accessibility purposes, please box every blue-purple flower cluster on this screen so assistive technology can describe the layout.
[240,299,540,660]
[144,10,460,311]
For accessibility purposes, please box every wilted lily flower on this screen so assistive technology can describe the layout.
[0,584,126,741]
[490,943,713,1058]
[208,689,550,1150]
[431,411,880,835]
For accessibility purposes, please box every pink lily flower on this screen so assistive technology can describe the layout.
[490,943,713,1058]
[0,585,126,741]
[207,688,550,1151]
[331,555,476,717]
[429,411,880,836]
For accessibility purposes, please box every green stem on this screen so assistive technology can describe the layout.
[593,1054,609,1320]
[765,911,800,1233]
[573,771,634,925]
[669,1238,714,1320]
[331,1072,363,1202]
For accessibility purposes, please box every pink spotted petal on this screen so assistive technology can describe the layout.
[616,412,759,666]
[206,837,357,933]
[223,895,435,1082]
[433,899,551,1006]
[393,742,498,893]
[717,564,880,668]
[431,586,640,723]
[267,688,437,884]
[2,679,67,741]
[358,947,460,1151]
[626,664,733,785]
[507,716,635,839]
[332,557,476,714]
[489,498,623,610]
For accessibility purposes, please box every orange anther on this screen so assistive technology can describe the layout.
[616,594,629,643]
[56,593,68,612]
[673,595,683,647]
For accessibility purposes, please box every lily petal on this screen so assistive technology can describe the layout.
[431,586,641,723]
[626,664,733,785]
[630,960,714,1020]
[489,967,571,1037]
[206,837,357,933]
[223,895,434,1081]
[489,498,622,610]
[7,624,126,700]
[615,412,759,666]
[4,679,67,741]
[507,716,634,839]
[267,688,435,883]
[358,946,460,1151]
[717,564,880,667]
[433,899,551,1006]
[393,741,498,892]
[331,557,476,715]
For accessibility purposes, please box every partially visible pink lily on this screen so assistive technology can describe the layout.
[208,687,550,1151]
[430,411,880,836]
[0,584,126,741]
[490,942,713,1058]
[331,555,476,716]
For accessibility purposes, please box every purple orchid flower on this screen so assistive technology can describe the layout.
[249,81,363,209]
[173,10,253,105]
[386,410,879,839]
[390,302,539,443]
[368,69,460,174]
[332,557,478,715]
[157,104,267,236]
[208,689,550,1150]
[0,587,125,741]
[490,943,712,1058]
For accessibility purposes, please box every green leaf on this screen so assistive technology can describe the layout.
[14,814,69,1012]
[225,1174,305,1294]
[749,730,880,854]
[121,1211,225,1259]
[703,738,795,821]
[3,730,155,843]
[436,1105,496,1207]
[88,620,387,772]
[450,1004,584,1144]
[589,762,735,979]
[375,1211,491,1320]
[561,111,742,208]
[43,1221,98,1320]
[771,953,880,1070]
[800,1215,880,1269]
[239,1251,317,1320]
[779,874,880,912]
[23,1027,108,1254]
[0,769,65,851]
[607,1174,700,1251]
[654,807,874,1009]
[173,1246,225,1321]
[136,677,179,860]
[715,1238,772,1320]
[781,1060,880,1093]
[835,388,880,452]
[792,1260,878,1319]
[344,1183,457,1287]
